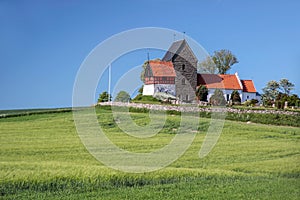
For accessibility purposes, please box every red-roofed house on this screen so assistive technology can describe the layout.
[143,60,176,96]
[197,72,244,101]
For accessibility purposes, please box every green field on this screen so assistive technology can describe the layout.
[0,106,299,199]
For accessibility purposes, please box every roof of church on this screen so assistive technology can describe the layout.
[197,74,242,90]
[241,80,256,93]
[148,60,176,77]
[162,40,185,61]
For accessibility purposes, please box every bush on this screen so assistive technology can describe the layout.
[230,90,241,105]
[98,91,112,103]
[210,89,226,106]
[114,91,131,102]
[196,85,208,102]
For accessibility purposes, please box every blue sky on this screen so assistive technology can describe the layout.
[0,0,299,110]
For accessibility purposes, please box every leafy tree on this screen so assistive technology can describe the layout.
[114,91,131,102]
[97,91,112,103]
[210,89,226,106]
[262,80,280,104]
[198,50,238,74]
[198,56,217,74]
[195,85,208,101]
[230,90,241,104]
[138,86,143,94]
[212,49,238,74]
[279,78,294,95]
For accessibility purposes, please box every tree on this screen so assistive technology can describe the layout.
[279,78,294,95]
[97,91,112,103]
[198,56,217,74]
[230,90,241,104]
[195,85,208,102]
[198,50,238,74]
[210,89,226,106]
[262,80,280,104]
[114,91,131,102]
[212,49,238,74]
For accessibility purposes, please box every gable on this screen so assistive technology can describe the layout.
[241,80,256,93]
[162,40,198,64]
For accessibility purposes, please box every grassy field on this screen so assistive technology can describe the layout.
[0,106,299,199]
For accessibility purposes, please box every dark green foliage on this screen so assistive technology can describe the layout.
[138,86,143,94]
[250,99,259,106]
[98,91,112,102]
[209,89,226,106]
[230,90,241,105]
[196,85,208,102]
[131,95,161,104]
[114,91,131,102]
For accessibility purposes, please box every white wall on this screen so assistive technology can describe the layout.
[242,92,257,102]
[207,89,243,102]
[143,84,155,95]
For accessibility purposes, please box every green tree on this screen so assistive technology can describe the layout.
[230,90,241,104]
[196,85,208,101]
[97,91,112,103]
[210,89,226,106]
[279,78,294,95]
[262,80,280,105]
[198,56,217,74]
[212,49,238,74]
[114,91,131,102]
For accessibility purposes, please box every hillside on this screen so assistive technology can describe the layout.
[0,106,299,199]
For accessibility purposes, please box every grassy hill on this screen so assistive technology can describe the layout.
[0,106,299,199]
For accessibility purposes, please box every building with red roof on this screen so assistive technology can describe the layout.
[143,39,260,104]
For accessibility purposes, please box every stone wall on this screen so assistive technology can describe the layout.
[173,43,198,103]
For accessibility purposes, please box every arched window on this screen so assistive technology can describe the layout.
[182,64,185,71]
[182,78,186,85]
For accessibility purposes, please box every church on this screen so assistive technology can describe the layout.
[142,39,260,104]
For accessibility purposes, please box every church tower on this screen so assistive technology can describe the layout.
[162,40,198,102]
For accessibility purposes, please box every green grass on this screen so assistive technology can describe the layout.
[0,106,299,199]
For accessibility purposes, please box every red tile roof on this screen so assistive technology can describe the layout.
[241,80,256,93]
[149,60,176,77]
[197,74,242,90]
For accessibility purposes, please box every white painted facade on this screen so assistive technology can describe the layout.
[207,89,243,102]
[241,92,257,102]
[143,84,155,95]
[143,84,176,96]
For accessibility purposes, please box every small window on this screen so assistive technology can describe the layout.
[182,78,186,85]
[182,64,185,71]
[247,95,249,99]
[186,95,189,101]
[226,94,230,101]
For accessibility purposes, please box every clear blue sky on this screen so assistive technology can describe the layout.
[0,0,299,110]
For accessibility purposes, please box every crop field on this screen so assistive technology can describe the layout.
[0,106,299,199]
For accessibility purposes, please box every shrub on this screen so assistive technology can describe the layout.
[210,89,226,106]
[230,90,241,105]
[98,91,112,102]
[196,85,208,102]
[114,91,131,102]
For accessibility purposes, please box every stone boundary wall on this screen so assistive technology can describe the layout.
[98,102,299,116]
